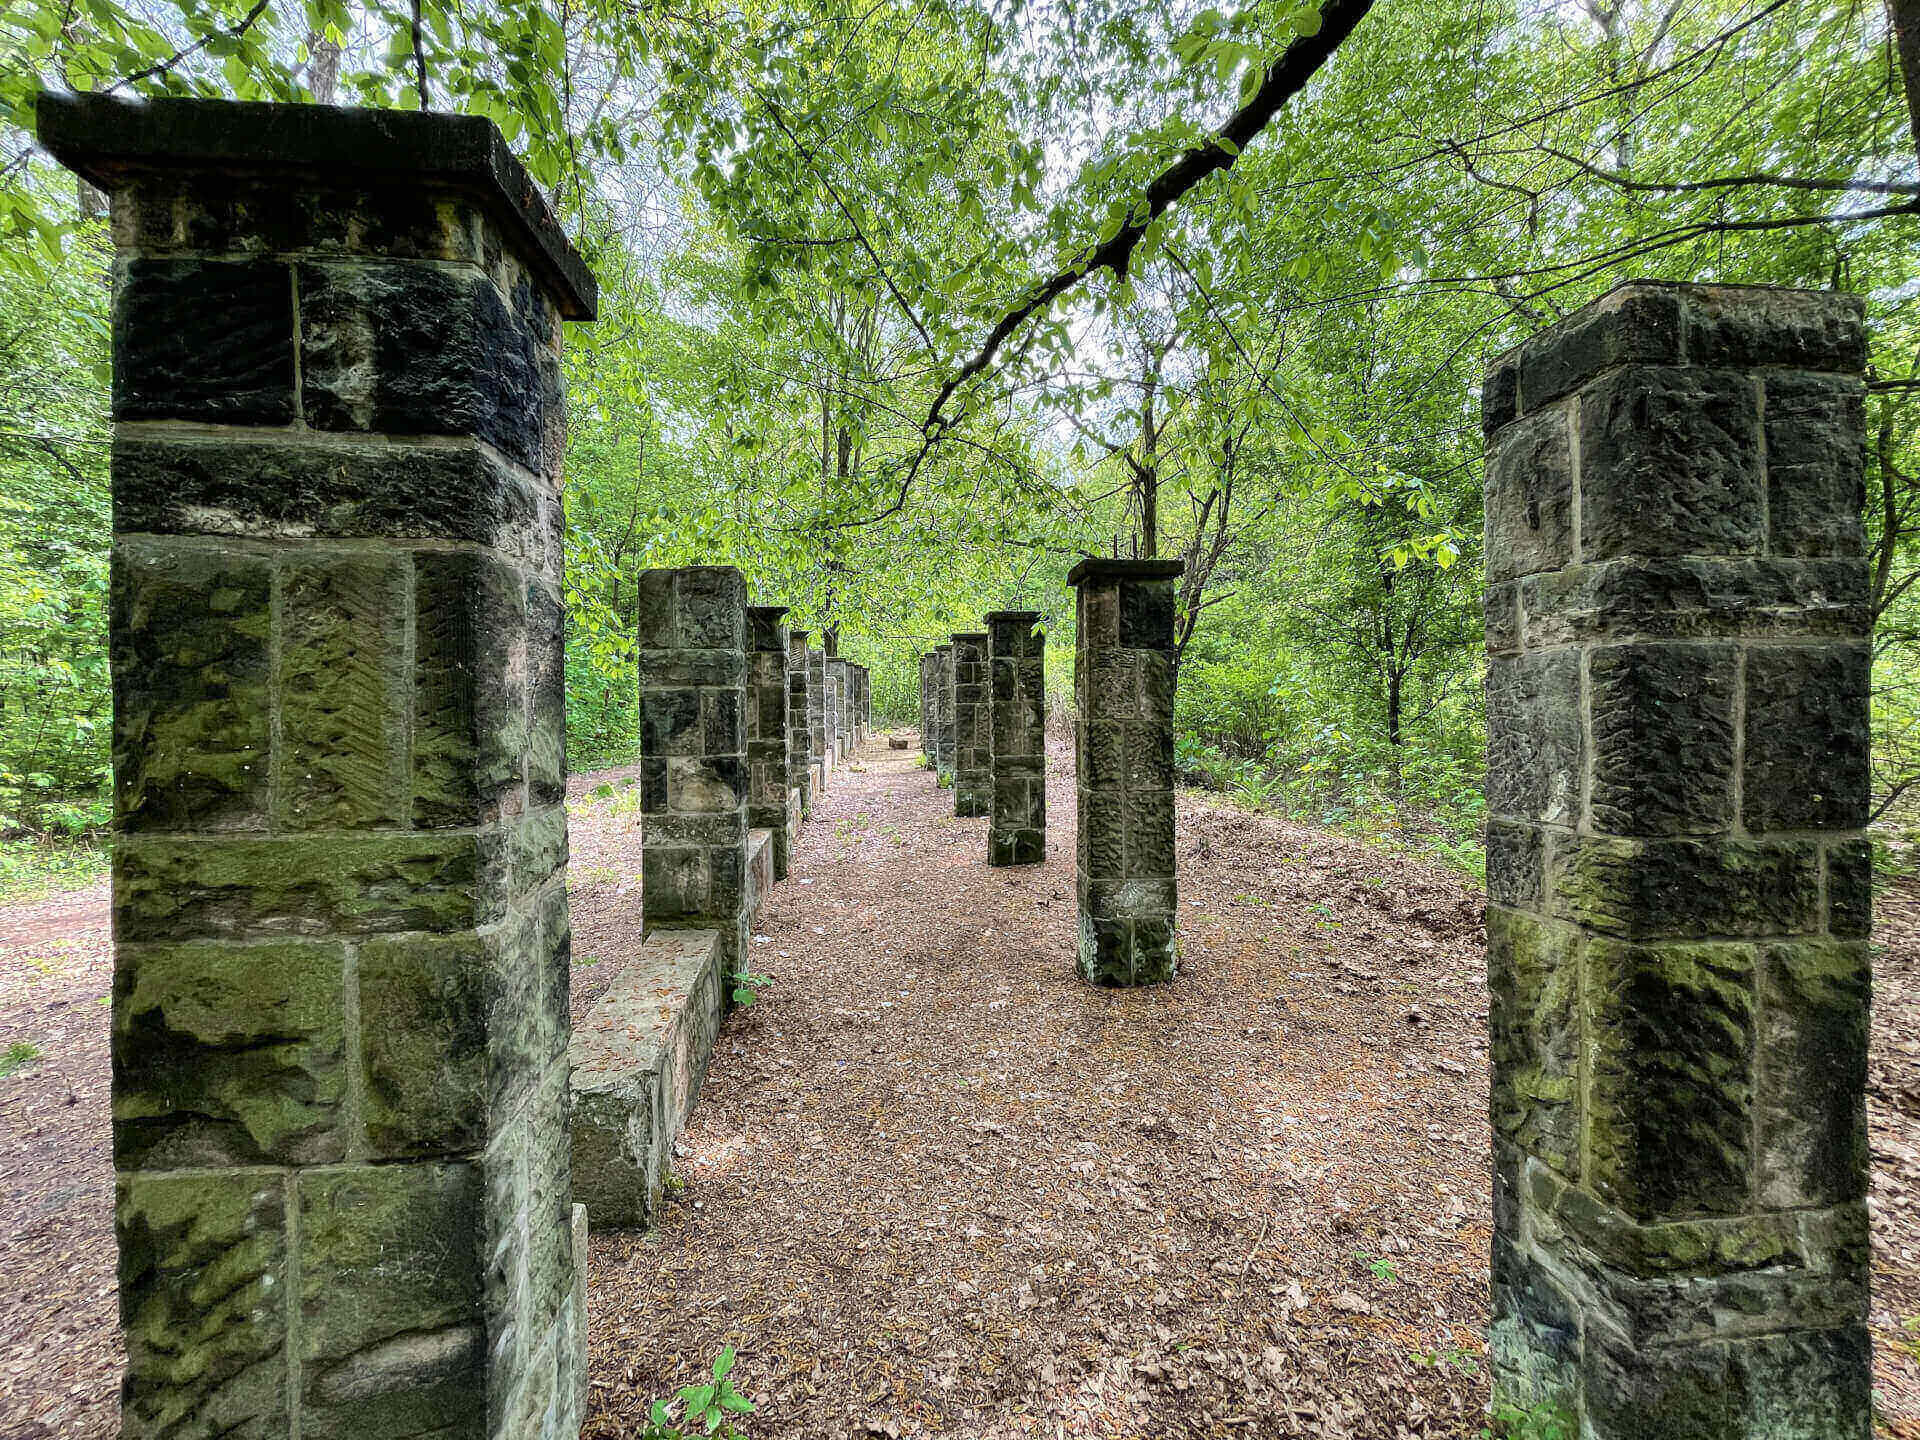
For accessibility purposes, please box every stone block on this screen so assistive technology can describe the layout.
[1486,820,1545,910]
[1755,940,1868,1209]
[1684,284,1866,374]
[114,257,294,424]
[117,1170,289,1440]
[1485,649,1583,827]
[1513,282,1684,413]
[1485,404,1575,583]
[1548,836,1819,940]
[297,1164,486,1439]
[113,436,553,566]
[277,553,411,830]
[1584,939,1754,1220]
[1765,373,1866,557]
[1578,366,1763,561]
[1742,643,1869,832]
[1587,643,1736,835]
[1487,909,1579,1177]
[570,930,722,1229]
[411,550,528,827]
[113,939,347,1168]
[298,259,551,475]
[1521,556,1869,647]
[1827,838,1871,938]
[111,539,272,833]
[116,831,494,942]
[526,579,568,806]
[1581,1324,1870,1440]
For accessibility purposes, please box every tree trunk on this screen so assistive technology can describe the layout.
[1892,0,1920,168]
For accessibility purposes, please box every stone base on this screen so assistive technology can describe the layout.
[569,930,723,1230]
[810,760,826,800]
[989,829,1045,866]
[746,828,774,928]
[571,1203,589,1422]
[1076,909,1176,986]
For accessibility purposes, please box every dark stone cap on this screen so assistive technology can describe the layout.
[35,90,596,319]
[747,604,790,618]
[951,631,988,642]
[983,610,1042,624]
[1065,558,1184,586]
[1483,280,1864,437]
[789,629,811,642]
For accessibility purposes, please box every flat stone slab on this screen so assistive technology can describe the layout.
[569,929,722,1230]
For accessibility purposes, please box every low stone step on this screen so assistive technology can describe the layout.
[569,928,723,1230]
[747,827,774,924]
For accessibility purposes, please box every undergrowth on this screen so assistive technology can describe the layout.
[0,836,110,903]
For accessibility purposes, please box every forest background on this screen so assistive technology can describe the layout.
[1,0,1917,893]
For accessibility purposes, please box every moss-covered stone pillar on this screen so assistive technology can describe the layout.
[1482,281,1871,1439]
[637,567,749,985]
[919,653,935,762]
[986,611,1046,865]
[830,657,850,761]
[853,665,869,746]
[788,631,813,818]
[746,606,792,881]
[806,645,828,791]
[1069,560,1180,985]
[39,91,594,1439]
[950,633,990,817]
[934,643,956,777]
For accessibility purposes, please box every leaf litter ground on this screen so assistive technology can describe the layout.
[4,734,1920,1437]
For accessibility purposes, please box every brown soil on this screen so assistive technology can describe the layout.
[3,738,1918,1438]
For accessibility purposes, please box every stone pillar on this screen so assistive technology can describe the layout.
[934,643,956,776]
[746,606,791,881]
[951,633,990,817]
[40,92,594,1439]
[788,631,813,818]
[637,567,749,986]
[920,653,935,760]
[986,611,1046,865]
[1482,282,1870,1439]
[853,665,868,745]
[1069,560,1181,985]
[829,658,850,761]
[806,644,828,792]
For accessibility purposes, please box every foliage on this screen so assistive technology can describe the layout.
[642,1347,755,1440]
[0,1040,43,1078]
[730,971,773,1008]
[0,0,1917,872]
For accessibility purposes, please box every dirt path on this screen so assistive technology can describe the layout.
[4,738,1920,1438]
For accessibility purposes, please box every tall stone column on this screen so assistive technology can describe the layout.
[986,611,1046,865]
[920,653,935,760]
[1069,560,1181,985]
[788,631,813,818]
[951,633,991,817]
[637,567,749,987]
[1482,282,1870,1439]
[830,658,850,761]
[934,643,956,776]
[40,92,594,1439]
[746,606,791,881]
[806,645,828,791]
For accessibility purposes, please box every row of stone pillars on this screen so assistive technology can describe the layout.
[916,563,1181,988]
[49,86,1873,1440]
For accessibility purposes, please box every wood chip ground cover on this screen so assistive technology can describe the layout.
[4,736,1920,1437]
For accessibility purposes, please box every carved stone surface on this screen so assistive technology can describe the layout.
[747,606,791,880]
[986,612,1045,866]
[788,631,813,818]
[950,633,990,818]
[1483,281,1870,1440]
[46,92,591,1440]
[637,567,750,991]
[1068,560,1181,986]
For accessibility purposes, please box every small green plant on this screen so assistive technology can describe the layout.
[936,769,953,788]
[1411,1345,1480,1376]
[577,954,603,968]
[1353,1249,1397,1282]
[731,971,773,1007]
[0,1042,42,1079]
[591,781,617,800]
[642,1347,755,1438]
[1480,1400,1576,1440]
